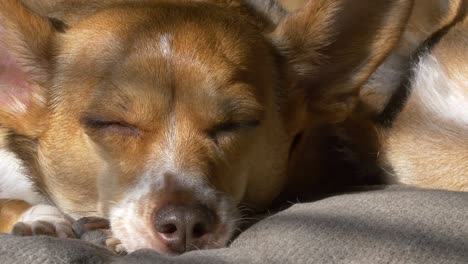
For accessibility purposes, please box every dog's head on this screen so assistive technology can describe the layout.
[0,0,412,254]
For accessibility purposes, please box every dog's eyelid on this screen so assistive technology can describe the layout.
[222,119,260,130]
[82,117,126,127]
[81,117,140,135]
[209,119,261,141]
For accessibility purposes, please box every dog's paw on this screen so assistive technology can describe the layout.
[105,237,127,254]
[72,216,110,238]
[72,217,127,254]
[11,204,74,238]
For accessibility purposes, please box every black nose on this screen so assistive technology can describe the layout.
[153,205,216,254]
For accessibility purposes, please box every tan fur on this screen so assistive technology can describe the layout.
[432,16,468,88]
[0,199,31,233]
[275,0,413,196]
[279,0,305,11]
[0,0,413,253]
[0,0,52,137]
[0,127,8,148]
[360,0,463,113]
[277,0,468,193]
[332,0,468,192]
[379,6,468,191]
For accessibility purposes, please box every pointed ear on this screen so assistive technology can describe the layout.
[272,0,414,122]
[0,0,55,137]
[242,0,287,29]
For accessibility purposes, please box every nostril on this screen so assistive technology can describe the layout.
[158,223,177,235]
[154,206,184,236]
[192,222,207,238]
[153,204,217,253]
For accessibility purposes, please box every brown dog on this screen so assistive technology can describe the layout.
[0,0,413,254]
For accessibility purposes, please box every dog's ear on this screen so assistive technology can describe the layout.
[272,0,414,123]
[0,0,55,137]
[242,0,287,29]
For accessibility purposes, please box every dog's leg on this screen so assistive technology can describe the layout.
[0,199,31,233]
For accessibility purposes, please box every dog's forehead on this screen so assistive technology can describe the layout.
[51,3,274,126]
[57,3,264,70]
[54,4,271,105]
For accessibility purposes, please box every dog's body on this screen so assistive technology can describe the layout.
[271,0,468,200]
[361,0,468,190]
[0,0,465,255]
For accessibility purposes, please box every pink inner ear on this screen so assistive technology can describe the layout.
[0,27,37,113]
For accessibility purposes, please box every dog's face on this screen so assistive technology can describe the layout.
[44,4,291,252]
[0,0,413,254]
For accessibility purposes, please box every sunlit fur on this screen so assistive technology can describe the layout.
[0,0,413,253]
[349,0,468,191]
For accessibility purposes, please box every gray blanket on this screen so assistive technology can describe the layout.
[1,186,467,263]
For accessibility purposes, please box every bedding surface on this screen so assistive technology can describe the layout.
[1,186,467,264]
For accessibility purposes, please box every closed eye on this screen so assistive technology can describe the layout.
[82,117,139,136]
[209,120,260,142]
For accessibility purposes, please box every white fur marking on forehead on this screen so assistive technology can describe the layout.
[0,149,44,205]
[412,54,468,126]
[159,33,172,58]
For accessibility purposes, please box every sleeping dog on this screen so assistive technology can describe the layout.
[1,0,463,255]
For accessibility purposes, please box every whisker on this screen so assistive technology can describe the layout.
[108,201,123,208]
[229,217,259,225]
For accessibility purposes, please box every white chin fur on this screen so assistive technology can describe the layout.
[108,175,237,253]
[0,149,45,205]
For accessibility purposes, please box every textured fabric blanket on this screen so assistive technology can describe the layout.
[1,186,467,264]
